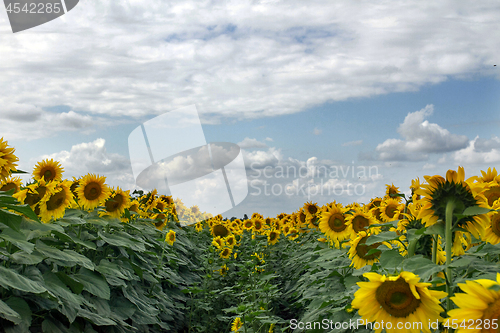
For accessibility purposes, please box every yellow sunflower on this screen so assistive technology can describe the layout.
[75,173,111,210]
[303,201,319,216]
[447,273,500,333]
[224,234,237,248]
[484,201,500,245]
[242,219,254,231]
[165,230,176,245]
[318,203,351,242]
[211,222,230,238]
[483,182,500,208]
[39,180,72,223]
[33,159,64,182]
[346,206,379,238]
[348,230,390,269]
[14,179,56,212]
[253,218,264,233]
[211,236,223,249]
[101,187,131,219]
[231,317,243,332]
[416,166,488,241]
[385,183,402,202]
[352,271,447,333]
[267,229,280,245]
[477,167,500,184]
[379,198,404,222]
[220,247,232,259]
[0,176,22,193]
[0,138,18,181]
[153,213,168,231]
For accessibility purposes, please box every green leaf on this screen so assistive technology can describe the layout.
[0,299,21,324]
[364,231,398,245]
[0,229,35,253]
[55,272,84,294]
[95,259,139,282]
[98,231,146,252]
[1,203,39,222]
[0,266,46,294]
[0,209,22,232]
[402,256,444,282]
[77,309,116,326]
[4,297,32,330]
[379,249,404,271]
[424,222,445,238]
[35,240,94,270]
[72,268,110,300]
[462,206,492,216]
[9,250,45,265]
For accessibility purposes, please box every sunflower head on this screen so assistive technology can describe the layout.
[33,159,64,182]
[303,201,319,216]
[212,223,230,238]
[165,230,176,245]
[0,176,22,193]
[318,203,351,242]
[0,138,18,181]
[102,187,131,219]
[220,247,232,259]
[267,230,280,245]
[76,173,111,211]
[39,180,72,223]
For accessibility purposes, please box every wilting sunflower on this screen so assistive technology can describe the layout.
[231,317,243,332]
[352,271,447,333]
[447,273,500,333]
[220,246,232,259]
[379,198,404,222]
[346,206,379,238]
[33,159,64,182]
[267,229,280,245]
[0,138,18,181]
[0,176,22,193]
[348,230,390,269]
[318,203,351,242]
[39,180,72,223]
[416,166,489,240]
[102,187,130,218]
[76,173,111,210]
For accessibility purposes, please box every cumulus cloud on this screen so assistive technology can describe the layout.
[375,105,469,161]
[0,1,498,126]
[454,136,500,164]
[313,128,322,135]
[237,137,268,149]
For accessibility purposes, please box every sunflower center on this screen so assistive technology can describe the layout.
[375,278,421,318]
[213,224,229,237]
[352,215,369,233]
[355,237,381,260]
[269,232,278,241]
[84,182,102,200]
[0,183,17,193]
[481,297,500,333]
[328,213,347,232]
[308,205,318,215]
[105,194,124,213]
[43,169,53,181]
[485,187,500,207]
[26,186,47,206]
[254,221,263,230]
[299,212,306,223]
[46,190,66,211]
[385,204,397,219]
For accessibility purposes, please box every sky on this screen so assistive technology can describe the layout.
[1,1,500,218]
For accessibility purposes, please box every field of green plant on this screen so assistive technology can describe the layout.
[1,137,500,333]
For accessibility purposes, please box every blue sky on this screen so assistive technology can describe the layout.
[1,1,500,218]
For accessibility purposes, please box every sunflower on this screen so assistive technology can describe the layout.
[220,246,232,259]
[352,271,447,333]
[14,179,56,212]
[0,138,18,181]
[153,213,168,230]
[159,195,174,205]
[267,229,280,245]
[165,230,176,245]
[101,187,131,219]
[224,234,237,247]
[379,198,404,222]
[303,201,319,216]
[484,201,500,245]
[211,236,223,249]
[253,218,264,233]
[416,167,489,240]
[447,273,500,333]
[346,206,379,238]
[39,180,72,223]
[243,219,254,231]
[483,182,500,208]
[33,159,64,182]
[212,223,230,238]
[0,176,22,193]
[318,203,351,242]
[348,230,390,269]
[76,174,111,210]
[231,317,243,332]
[385,183,402,202]
[410,177,421,200]
[477,167,500,184]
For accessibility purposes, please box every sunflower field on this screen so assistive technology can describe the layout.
[1,136,500,333]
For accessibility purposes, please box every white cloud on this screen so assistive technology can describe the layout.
[265,137,273,142]
[423,163,435,170]
[0,1,498,126]
[375,105,469,161]
[237,137,268,149]
[313,128,322,135]
[343,140,363,146]
[453,136,500,164]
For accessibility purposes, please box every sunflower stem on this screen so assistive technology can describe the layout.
[407,237,418,257]
[431,235,438,280]
[445,199,455,312]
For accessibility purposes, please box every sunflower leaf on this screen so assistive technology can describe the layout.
[461,206,492,216]
[364,231,398,245]
[424,222,445,238]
